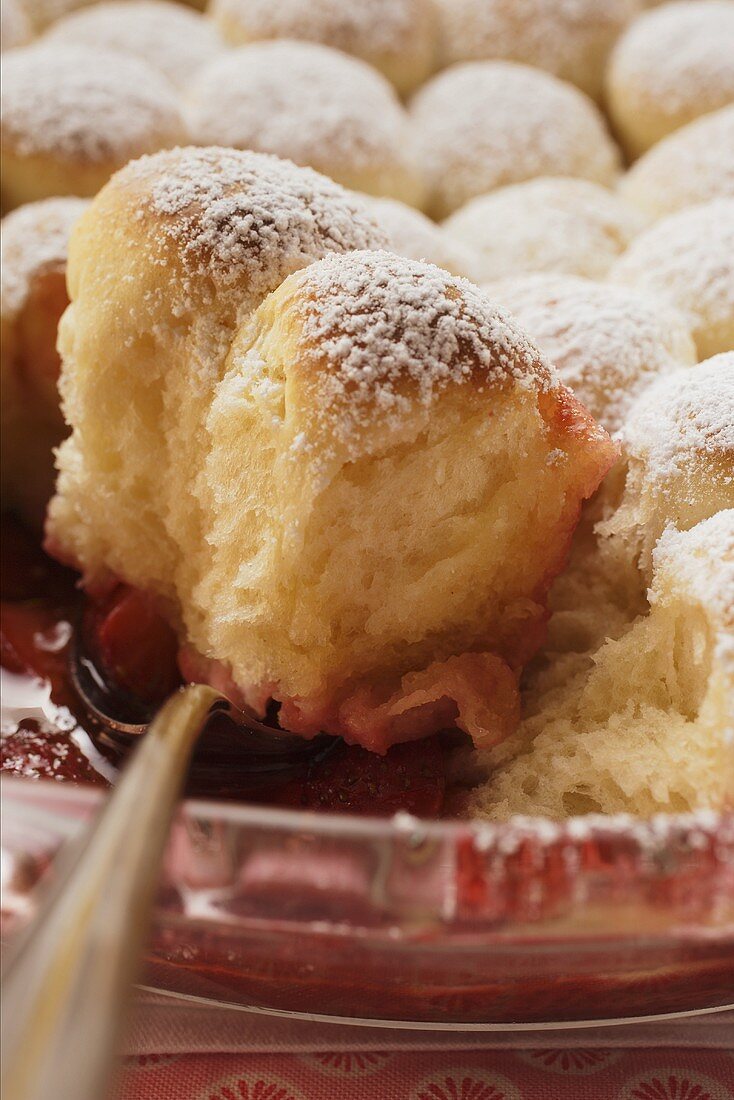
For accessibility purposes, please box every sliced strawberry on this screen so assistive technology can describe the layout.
[90,586,181,706]
[276,736,446,817]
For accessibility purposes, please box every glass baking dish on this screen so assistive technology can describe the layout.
[2,776,732,1029]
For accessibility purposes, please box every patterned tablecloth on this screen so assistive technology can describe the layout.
[116,997,734,1099]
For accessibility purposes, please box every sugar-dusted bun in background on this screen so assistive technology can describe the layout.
[43,0,225,90]
[619,105,734,219]
[598,354,734,576]
[466,509,734,819]
[1,0,33,50]
[444,177,646,282]
[357,193,480,278]
[1,197,88,525]
[46,146,389,596]
[433,0,640,101]
[606,0,734,158]
[609,199,734,359]
[410,62,620,219]
[484,274,696,432]
[49,242,615,752]
[0,46,187,210]
[209,0,437,97]
[188,41,425,207]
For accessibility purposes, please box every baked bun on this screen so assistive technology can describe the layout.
[619,105,734,219]
[1,0,33,50]
[43,0,225,90]
[466,509,734,819]
[46,146,388,593]
[0,45,187,210]
[444,177,646,282]
[485,274,697,431]
[433,0,640,102]
[598,354,734,576]
[609,199,734,359]
[1,197,87,525]
[606,0,734,158]
[187,41,425,207]
[209,0,437,97]
[49,241,615,753]
[357,193,480,278]
[410,62,620,219]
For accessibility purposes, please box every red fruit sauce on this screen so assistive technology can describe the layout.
[4,517,732,1026]
[0,514,446,815]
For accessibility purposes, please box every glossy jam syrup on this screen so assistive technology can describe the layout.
[0,515,447,814]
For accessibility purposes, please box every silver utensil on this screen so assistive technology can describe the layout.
[1,636,337,1100]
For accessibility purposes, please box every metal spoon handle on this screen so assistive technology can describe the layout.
[1,683,222,1100]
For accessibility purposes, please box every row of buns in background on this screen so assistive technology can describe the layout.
[0,0,732,819]
[1,0,733,215]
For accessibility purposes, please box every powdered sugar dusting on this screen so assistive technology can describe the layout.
[189,41,413,179]
[469,809,730,856]
[294,250,554,445]
[44,0,225,90]
[653,510,734,675]
[445,177,645,282]
[485,274,696,431]
[410,60,619,216]
[623,355,734,498]
[437,0,638,94]
[610,199,734,344]
[609,0,734,120]
[358,193,480,277]
[214,0,420,59]
[621,105,734,216]
[129,147,387,312]
[1,197,88,319]
[654,510,734,620]
[0,45,185,163]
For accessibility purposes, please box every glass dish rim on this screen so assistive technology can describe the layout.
[4,775,733,1028]
[3,771,731,850]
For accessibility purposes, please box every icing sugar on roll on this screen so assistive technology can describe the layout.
[0,45,187,209]
[433,0,640,101]
[211,0,438,96]
[606,0,734,157]
[620,105,734,219]
[410,61,620,219]
[43,0,226,90]
[484,273,696,432]
[610,199,734,360]
[188,40,426,207]
[444,177,646,282]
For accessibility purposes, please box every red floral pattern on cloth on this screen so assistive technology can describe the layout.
[302,1052,393,1077]
[515,1048,623,1075]
[621,1070,731,1100]
[411,1068,521,1100]
[117,1050,734,1099]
